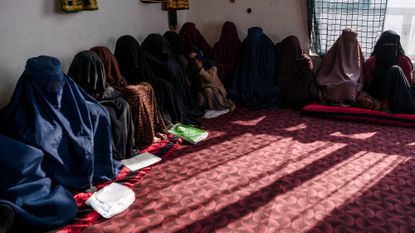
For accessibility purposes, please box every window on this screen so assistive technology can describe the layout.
[384,0,415,59]
[308,0,388,57]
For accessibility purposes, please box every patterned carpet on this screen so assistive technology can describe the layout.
[82,107,415,233]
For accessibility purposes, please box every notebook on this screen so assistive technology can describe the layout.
[121,152,161,171]
[168,123,208,144]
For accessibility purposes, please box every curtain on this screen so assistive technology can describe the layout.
[307,0,388,57]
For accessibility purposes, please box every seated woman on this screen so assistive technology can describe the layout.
[0,134,77,232]
[0,56,120,191]
[164,31,189,74]
[363,30,415,114]
[228,26,280,110]
[276,36,318,107]
[213,21,242,86]
[141,33,204,126]
[189,47,235,111]
[90,46,167,149]
[315,28,364,106]
[164,31,204,107]
[68,51,135,160]
[114,35,186,127]
[180,22,214,59]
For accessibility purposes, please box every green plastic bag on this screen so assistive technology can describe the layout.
[168,124,208,144]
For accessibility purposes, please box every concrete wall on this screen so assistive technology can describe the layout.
[186,0,309,50]
[0,0,186,107]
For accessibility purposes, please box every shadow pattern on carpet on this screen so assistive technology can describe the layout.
[81,108,415,233]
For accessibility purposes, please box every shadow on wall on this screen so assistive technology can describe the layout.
[0,76,14,108]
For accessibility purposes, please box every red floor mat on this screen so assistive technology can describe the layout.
[58,136,181,233]
[77,108,415,232]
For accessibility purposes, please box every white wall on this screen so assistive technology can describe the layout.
[186,0,309,50]
[0,0,186,108]
[0,0,309,108]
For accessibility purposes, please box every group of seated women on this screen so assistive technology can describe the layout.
[0,21,413,233]
[315,29,414,114]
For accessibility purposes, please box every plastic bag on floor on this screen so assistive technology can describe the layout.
[86,183,135,218]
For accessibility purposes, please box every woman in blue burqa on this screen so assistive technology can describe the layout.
[0,56,120,191]
[0,134,77,232]
[228,27,280,109]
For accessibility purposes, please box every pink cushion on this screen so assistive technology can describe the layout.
[302,103,415,127]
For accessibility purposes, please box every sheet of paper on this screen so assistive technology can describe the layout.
[121,152,161,171]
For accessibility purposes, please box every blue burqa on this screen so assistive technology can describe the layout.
[0,56,120,190]
[0,134,77,231]
[228,27,280,109]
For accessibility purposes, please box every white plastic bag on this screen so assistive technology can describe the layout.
[86,182,135,218]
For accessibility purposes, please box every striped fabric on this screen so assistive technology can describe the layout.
[162,0,189,10]
[61,0,98,13]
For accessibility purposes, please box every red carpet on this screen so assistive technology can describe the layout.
[80,108,415,233]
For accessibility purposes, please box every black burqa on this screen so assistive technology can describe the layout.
[163,31,204,105]
[228,27,280,109]
[114,35,185,125]
[275,36,318,107]
[141,33,203,125]
[68,51,135,160]
[367,30,415,113]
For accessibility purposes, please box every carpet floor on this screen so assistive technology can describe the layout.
[82,107,415,233]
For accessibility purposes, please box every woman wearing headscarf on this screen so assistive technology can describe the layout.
[228,26,280,110]
[213,21,242,86]
[276,36,318,107]
[68,51,135,160]
[0,56,120,191]
[163,31,189,72]
[180,22,214,59]
[315,28,364,105]
[363,30,415,113]
[163,31,204,107]
[0,134,77,232]
[141,33,203,126]
[190,47,235,111]
[114,35,186,126]
[91,46,167,149]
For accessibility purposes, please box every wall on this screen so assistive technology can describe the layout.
[0,0,186,108]
[186,0,309,50]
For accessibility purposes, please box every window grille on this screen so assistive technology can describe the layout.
[307,0,388,57]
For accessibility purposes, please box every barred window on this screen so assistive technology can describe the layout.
[384,0,415,59]
[308,0,388,57]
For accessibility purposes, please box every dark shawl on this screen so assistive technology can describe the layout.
[372,30,413,76]
[142,33,203,125]
[163,31,203,101]
[68,51,135,160]
[179,22,214,59]
[315,28,364,103]
[228,27,280,109]
[213,21,242,85]
[276,36,318,107]
[364,30,415,113]
[90,46,128,91]
[0,56,120,190]
[0,134,77,231]
[163,31,189,73]
[114,35,185,125]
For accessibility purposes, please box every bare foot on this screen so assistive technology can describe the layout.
[153,136,161,143]
[156,132,168,140]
